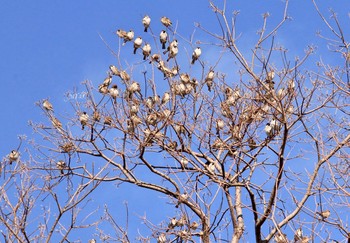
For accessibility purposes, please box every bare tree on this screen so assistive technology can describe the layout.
[1,1,350,242]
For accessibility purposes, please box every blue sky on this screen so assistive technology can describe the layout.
[1,0,350,241]
[2,0,350,149]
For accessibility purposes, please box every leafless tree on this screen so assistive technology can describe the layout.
[1,1,350,242]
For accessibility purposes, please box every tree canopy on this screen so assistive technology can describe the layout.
[1,1,350,242]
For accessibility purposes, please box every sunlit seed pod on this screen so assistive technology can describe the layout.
[56,160,66,169]
[60,142,75,153]
[167,141,178,150]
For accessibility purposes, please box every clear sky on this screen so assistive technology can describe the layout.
[2,0,350,154]
[1,0,350,241]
